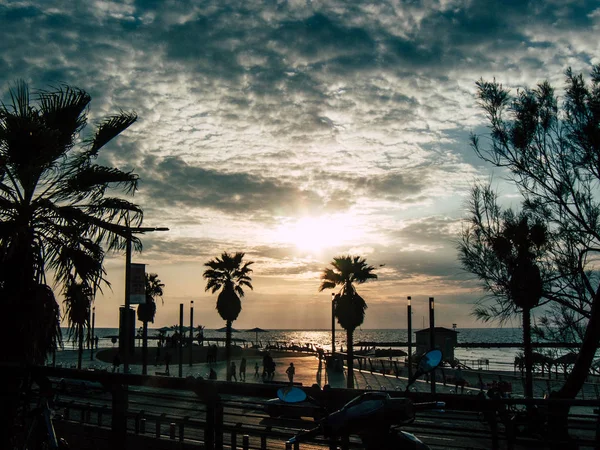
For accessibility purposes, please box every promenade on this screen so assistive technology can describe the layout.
[46,347,600,449]
[52,345,600,400]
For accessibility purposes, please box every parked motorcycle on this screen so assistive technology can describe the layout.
[285,349,445,449]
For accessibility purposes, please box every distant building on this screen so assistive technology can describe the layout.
[415,327,458,360]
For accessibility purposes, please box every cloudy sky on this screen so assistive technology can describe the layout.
[2,0,599,329]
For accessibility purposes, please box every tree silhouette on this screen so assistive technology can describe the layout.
[137,272,165,374]
[0,81,142,367]
[63,280,94,370]
[459,185,549,397]
[468,65,600,399]
[319,255,377,388]
[203,252,253,381]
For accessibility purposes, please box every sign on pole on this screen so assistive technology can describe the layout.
[129,263,146,304]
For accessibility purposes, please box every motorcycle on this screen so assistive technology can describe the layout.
[284,349,445,450]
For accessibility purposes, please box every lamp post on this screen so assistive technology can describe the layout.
[179,303,184,377]
[407,296,412,378]
[120,226,169,375]
[331,292,336,356]
[429,297,436,395]
[90,306,96,361]
[189,300,194,366]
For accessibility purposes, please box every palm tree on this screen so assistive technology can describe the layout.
[459,186,549,398]
[0,81,142,366]
[63,280,94,369]
[137,273,165,375]
[488,216,547,398]
[203,252,253,381]
[319,255,377,388]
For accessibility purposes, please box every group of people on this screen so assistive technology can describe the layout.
[220,353,295,384]
[230,357,248,381]
[206,344,218,364]
[262,353,276,380]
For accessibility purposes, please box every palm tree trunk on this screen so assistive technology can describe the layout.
[226,320,232,382]
[346,329,354,389]
[523,306,533,398]
[142,320,148,375]
[78,324,83,370]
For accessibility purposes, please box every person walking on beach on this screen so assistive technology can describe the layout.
[94,335,99,349]
[165,351,172,375]
[231,361,237,381]
[262,353,269,380]
[286,362,295,384]
[240,357,247,381]
[112,353,121,373]
[254,362,260,378]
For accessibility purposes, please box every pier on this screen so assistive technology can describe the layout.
[356,341,584,348]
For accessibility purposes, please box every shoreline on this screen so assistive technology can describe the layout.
[51,346,600,400]
[94,345,314,365]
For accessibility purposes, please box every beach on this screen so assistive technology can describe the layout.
[52,343,600,402]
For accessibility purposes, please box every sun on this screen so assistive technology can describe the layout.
[274,215,360,253]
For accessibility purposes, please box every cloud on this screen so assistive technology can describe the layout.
[138,155,326,216]
[2,0,599,327]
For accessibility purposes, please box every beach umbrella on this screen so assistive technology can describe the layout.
[215,326,240,333]
[246,327,268,345]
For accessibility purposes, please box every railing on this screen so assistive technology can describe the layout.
[6,363,600,450]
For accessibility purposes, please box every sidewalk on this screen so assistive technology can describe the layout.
[51,346,600,399]
[51,347,464,394]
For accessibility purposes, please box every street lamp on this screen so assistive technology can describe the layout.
[189,300,194,366]
[429,297,436,395]
[90,306,96,361]
[120,226,169,374]
[331,292,336,355]
[407,296,412,378]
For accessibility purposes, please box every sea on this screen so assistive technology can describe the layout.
[59,327,570,372]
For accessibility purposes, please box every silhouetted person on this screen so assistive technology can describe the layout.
[231,361,237,381]
[112,353,121,373]
[94,335,99,349]
[209,368,217,380]
[254,362,260,378]
[240,357,247,381]
[286,362,295,384]
[165,351,172,375]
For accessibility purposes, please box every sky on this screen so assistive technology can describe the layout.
[1,0,599,330]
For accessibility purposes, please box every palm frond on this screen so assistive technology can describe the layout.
[37,84,90,152]
[63,165,139,201]
[87,112,137,157]
[6,80,30,117]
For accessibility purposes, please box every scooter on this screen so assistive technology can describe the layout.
[284,349,445,450]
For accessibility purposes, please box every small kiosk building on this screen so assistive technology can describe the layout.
[415,326,458,360]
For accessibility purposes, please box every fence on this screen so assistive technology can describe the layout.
[5,363,600,450]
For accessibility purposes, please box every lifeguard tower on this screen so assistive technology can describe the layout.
[415,326,458,360]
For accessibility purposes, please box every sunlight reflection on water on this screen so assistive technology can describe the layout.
[78,327,589,371]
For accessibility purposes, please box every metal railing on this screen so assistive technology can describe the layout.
[5,363,600,450]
